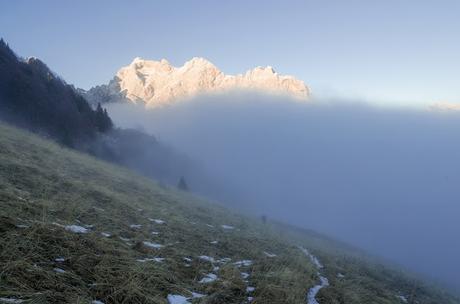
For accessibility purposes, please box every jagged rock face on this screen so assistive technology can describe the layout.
[85,57,310,107]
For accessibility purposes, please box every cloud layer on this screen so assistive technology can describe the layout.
[107,93,460,290]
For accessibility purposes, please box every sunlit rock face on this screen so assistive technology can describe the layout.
[85,57,310,107]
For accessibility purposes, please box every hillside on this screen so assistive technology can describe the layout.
[84,57,310,108]
[0,40,195,186]
[0,122,458,304]
[0,39,112,147]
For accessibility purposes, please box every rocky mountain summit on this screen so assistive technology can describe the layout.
[84,57,310,107]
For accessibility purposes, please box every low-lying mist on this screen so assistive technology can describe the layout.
[107,93,460,291]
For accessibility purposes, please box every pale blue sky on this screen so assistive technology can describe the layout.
[1,0,459,106]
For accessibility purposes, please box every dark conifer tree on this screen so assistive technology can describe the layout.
[95,103,113,132]
[261,215,267,224]
[178,176,189,191]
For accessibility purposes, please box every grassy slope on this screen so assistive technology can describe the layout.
[0,123,457,304]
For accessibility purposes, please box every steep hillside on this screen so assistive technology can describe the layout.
[0,40,194,186]
[0,39,112,147]
[84,57,310,108]
[0,122,457,304]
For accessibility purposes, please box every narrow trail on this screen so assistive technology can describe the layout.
[299,247,330,304]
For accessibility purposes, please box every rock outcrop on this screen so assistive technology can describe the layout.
[85,57,310,107]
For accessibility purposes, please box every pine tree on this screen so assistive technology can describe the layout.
[178,176,189,191]
[261,215,267,224]
[95,103,113,132]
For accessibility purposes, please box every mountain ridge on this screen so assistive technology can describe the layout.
[84,57,311,107]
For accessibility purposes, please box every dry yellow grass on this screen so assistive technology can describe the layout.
[0,123,457,304]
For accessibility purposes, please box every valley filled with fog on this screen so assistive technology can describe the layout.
[108,94,460,291]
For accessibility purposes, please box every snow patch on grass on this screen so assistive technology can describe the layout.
[307,275,329,304]
[299,247,323,269]
[167,294,189,304]
[142,241,163,249]
[64,225,89,234]
[199,273,218,283]
[217,257,232,264]
[53,267,66,273]
[0,298,24,303]
[396,295,408,303]
[167,292,205,304]
[198,255,215,263]
[221,225,234,230]
[191,292,205,298]
[137,257,165,263]
[241,272,250,279]
[149,218,165,224]
[234,260,253,267]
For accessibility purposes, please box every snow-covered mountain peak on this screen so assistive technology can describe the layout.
[185,57,214,66]
[85,57,311,107]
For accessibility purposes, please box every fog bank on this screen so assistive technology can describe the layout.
[107,94,460,290]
